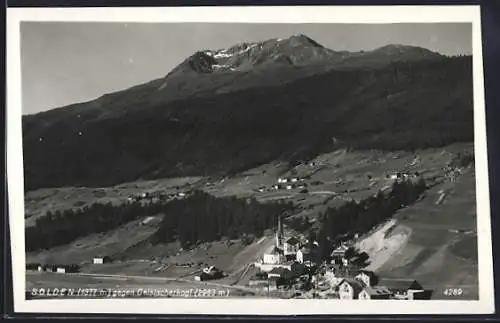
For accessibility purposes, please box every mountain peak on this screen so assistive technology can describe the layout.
[283,34,323,48]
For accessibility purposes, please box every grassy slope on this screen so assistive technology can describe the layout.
[359,165,478,299]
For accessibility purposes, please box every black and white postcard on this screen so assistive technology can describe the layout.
[6,5,495,315]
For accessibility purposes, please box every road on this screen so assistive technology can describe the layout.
[63,272,257,294]
[310,191,337,195]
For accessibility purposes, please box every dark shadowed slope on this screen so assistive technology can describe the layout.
[23,56,472,190]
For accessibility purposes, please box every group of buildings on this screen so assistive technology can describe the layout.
[26,256,113,274]
[248,216,432,300]
[26,262,80,274]
[331,269,431,300]
[255,176,311,193]
[127,191,188,203]
[385,171,421,181]
[250,215,324,291]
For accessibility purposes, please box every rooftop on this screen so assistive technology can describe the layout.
[269,267,292,275]
[378,278,423,291]
[286,236,300,245]
[363,286,393,296]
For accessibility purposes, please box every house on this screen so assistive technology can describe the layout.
[278,178,288,184]
[198,266,224,281]
[354,270,378,287]
[25,263,41,271]
[177,192,186,198]
[249,277,277,291]
[358,286,393,300]
[324,270,342,288]
[338,278,366,300]
[272,184,280,190]
[267,277,279,291]
[331,244,349,259]
[249,272,268,286]
[248,278,269,288]
[93,256,111,264]
[283,237,301,256]
[378,278,424,300]
[263,251,284,265]
[291,178,298,183]
[140,216,155,226]
[255,259,301,274]
[268,267,293,280]
[248,272,278,291]
[296,247,312,264]
[286,185,293,190]
[56,267,66,274]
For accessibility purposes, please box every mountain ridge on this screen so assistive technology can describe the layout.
[24,35,446,119]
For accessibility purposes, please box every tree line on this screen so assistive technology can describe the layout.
[150,190,293,248]
[25,190,293,252]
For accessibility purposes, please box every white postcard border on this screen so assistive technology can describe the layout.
[6,5,494,315]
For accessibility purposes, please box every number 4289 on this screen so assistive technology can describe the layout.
[443,288,463,296]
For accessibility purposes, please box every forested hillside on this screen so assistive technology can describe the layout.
[25,191,293,252]
[22,56,472,190]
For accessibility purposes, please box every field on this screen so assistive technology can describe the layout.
[25,143,477,298]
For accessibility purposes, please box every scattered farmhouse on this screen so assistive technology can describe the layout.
[195,266,224,281]
[92,256,111,264]
[140,216,155,226]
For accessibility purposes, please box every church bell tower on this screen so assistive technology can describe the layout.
[275,215,284,249]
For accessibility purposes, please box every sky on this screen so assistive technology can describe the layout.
[21,22,472,115]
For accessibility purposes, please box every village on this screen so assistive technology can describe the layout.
[240,212,433,300]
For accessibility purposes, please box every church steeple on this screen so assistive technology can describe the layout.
[275,215,284,249]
